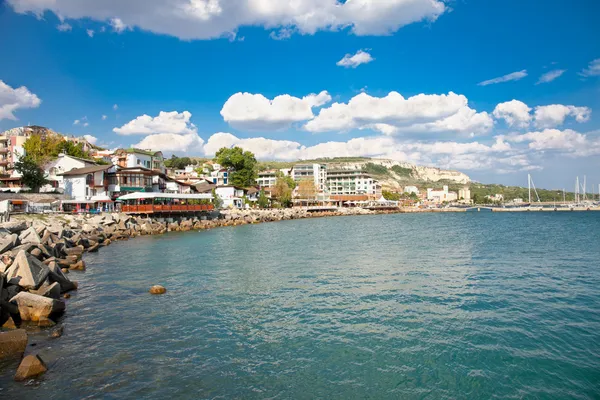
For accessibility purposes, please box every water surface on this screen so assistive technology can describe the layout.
[1,212,600,399]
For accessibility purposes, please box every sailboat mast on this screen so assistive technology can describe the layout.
[528,174,531,204]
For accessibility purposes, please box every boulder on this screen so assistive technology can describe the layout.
[0,221,27,234]
[10,292,66,321]
[0,329,28,359]
[47,262,78,293]
[69,260,86,271]
[149,285,167,295]
[50,325,64,338]
[18,226,42,245]
[5,250,50,290]
[0,233,18,253]
[37,317,56,327]
[14,354,47,381]
[64,245,84,257]
[30,247,42,259]
[31,281,61,300]
[2,316,18,329]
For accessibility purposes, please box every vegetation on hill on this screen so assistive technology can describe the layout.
[164,155,199,169]
[23,134,93,165]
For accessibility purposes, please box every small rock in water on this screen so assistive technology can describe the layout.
[14,354,47,381]
[64,293,71,299]
[61,268,69,274]
[50,326,64,338]
[149,285,166,295]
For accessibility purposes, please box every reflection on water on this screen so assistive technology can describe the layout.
[1,212,600,399]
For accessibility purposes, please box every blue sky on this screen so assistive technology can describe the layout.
[0,0,599,189]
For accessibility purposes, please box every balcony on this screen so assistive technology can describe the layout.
[121,204,214,214]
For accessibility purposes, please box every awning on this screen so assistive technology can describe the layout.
[61,200,95,204]
[91,195,113,202]
[117,192,213,201]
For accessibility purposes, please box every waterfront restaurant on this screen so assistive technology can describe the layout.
[117,192,214,215]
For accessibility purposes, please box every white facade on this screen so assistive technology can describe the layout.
[427,185,458,203]
[458,187,471,202]
[291,164,327,192]
[63,168,113,201]
[44,154,95,192]
[215,186,245,208]
[326,170,381,196]
[257,170,277,188]
[210,169,229,186]
[404,186,420,194]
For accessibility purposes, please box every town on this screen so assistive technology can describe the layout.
[0,126,598,215]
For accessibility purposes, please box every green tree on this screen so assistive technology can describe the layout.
[272,177,293,207]
[257,189,269,208]
[211,188,223,209]
[382,190,401,201]
[215,147,257,187]
[15,156,48,193]
[165,155,192,169]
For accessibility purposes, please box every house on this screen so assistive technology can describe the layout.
[485,194,504,202]
[214,186,246,209]
[43,153,97,193]
[210,168,229,186]
[257,170,278,188]
[108,166,164,198]
[404,186,420,195]
[164,176,194,194]
[61,164,115,201]
[427,186,458,203]
[112,148,165,174]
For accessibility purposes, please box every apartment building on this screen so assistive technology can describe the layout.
[291,164,327,192]
[326,169,381,197]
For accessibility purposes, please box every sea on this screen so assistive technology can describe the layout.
[1,212,599,399]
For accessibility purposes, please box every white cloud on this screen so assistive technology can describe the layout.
[220,91,331,130]
[304,91,492,136]
[0,80,41,120]
[337,50,374,68]
[580,58,600,77]
[507,128,589,151]
[102,115,107,120]
[135,132,205,153]
[7,0,447,40]
[110,18,128,33]
[83,135,98,145]
[57,22,72,32]
[113,104,118,110]
[533,105,591,128]
[83,122,89,127]
[478,70,528,86]
[536,69,566,84]
[87,29,95,37]
[114,111,197,135]
[73,119,80,125]
[493,100,532,128]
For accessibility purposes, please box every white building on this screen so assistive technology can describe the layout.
[62,164,115,201]
[210,169,229,186]
[291,164,327,193]
[326,169,381,197]
[113,149,165,174]
[427,186,458,203]
[257,170,278,188]
[458,187,471,202]
[404,186,420,195]
[43,154,96,193]
[485,194,504,202]
[215,186,246,209]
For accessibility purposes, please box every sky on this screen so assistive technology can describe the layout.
[0,0,599,189]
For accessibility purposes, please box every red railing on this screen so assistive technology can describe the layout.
[121,204,214,213]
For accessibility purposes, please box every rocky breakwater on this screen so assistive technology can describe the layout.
[219,207,377,225]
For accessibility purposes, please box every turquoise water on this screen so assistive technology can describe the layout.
[1,212,600,399]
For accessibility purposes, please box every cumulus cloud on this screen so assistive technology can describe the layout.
[493,100,532,128]
[478,70,528,86]
[57,22,72,32]
[0,80,41,120]
[220,91,331,130]
[102,115,107,120]
[304,91,492,136]
[6,0,446,40]
[113,104,118,110]
[135,132,205,153]
[506,128,590,152]
[536,69,566,84]
[337,50,374,68]
[114,111,197,135]
[73,119,80,125]
[533,105,591,128]
[87,29,95,38]
[580,58,600,77]
[83,135,98,145]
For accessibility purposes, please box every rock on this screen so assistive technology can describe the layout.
[149,285,167,295]
[0,233,18,253]
[31,281,61,300]
[0,221,27,234]
[14,354,47,381]
[47,262,78,293]
[10,292,66,322]
[37,317,56,327]
[61,268,69,274]
[2,316,18,329]
[5,250,50,290]
[18,226,42,244]
[63,293,71,299]
[87,243,99,252]
[0,329,28,359]
[50,325,64,338]
[69,260,86,271]
[30,247,42,259]
[64,245,84,257]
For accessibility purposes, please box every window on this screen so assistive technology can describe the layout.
[86,174,94,186]
[137,159,141,165]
